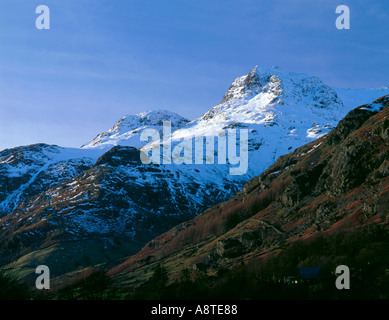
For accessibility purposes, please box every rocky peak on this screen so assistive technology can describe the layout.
[221,66,279,103]
[81,109,190,149]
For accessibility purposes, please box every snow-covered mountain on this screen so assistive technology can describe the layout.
[142,66,380,178]
[81,110,189,149]
[81,66,389,180]
[1,65,388,281]
[0,144,105,216]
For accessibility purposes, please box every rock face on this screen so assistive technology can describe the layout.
[109,95,389,286]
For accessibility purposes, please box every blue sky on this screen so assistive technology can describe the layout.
[0,0,388,150]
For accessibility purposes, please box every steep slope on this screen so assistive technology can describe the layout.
[109,95,389,288]
[0,145,104,216]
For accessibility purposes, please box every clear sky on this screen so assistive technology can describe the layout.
[0,0,388,150]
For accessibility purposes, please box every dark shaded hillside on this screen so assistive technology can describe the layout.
[108,95,389,298]
[0,145,237,285]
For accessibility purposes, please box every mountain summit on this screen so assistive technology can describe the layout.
[150,66,352,178]
[81,110,189,149]
[220,65,265,103]
[200,65,344,124]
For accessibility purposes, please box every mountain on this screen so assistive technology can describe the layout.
[147,65,350,178]
[0,144,105,216]
[1,66,388,287]
[0,145,238,283]
[108,95,389,299]
[81,110,189,149]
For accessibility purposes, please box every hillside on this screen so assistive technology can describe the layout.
[107,95,389,299]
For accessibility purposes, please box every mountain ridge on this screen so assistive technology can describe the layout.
[81,109,190,149]
[108,95,389,292]
[1,66,388,288]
